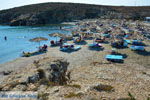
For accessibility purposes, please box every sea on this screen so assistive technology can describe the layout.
[0,25,73,64]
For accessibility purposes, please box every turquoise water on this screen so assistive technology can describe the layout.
[0,25,72,64]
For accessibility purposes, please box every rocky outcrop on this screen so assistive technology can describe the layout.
[27,59,70,85]
[0,58,70,91]
[0,3,149,26]
[48,59,69,85]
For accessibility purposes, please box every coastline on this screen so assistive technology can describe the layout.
[0,39,149,99]
[0,19,150,99]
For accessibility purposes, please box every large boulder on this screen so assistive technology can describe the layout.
[26,59,69,85]
[47,59,69,85]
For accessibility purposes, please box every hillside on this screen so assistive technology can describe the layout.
[0,2,150,26]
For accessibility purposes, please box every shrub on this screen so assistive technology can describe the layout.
[37,69,45,79]
[38,93,49,100]
[64,92,83,98]
[65,84,81,89]
[93,84,114,92]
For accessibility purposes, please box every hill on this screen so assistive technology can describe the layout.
[0,2,150,26]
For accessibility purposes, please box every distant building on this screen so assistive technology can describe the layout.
[145,17,150,22]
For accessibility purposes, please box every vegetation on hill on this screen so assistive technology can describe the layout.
[0,2,150,26]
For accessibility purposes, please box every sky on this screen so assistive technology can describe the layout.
[0,0,150,10]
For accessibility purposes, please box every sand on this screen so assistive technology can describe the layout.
[0,19,150,99]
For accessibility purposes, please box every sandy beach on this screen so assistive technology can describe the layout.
[0,19,150,100]
[0,39,150,99]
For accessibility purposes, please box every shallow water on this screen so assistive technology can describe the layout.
[0,25,72,64]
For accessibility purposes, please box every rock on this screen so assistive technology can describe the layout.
[12,84,27,91]
[27,84,38,91]
[27,74,40,83]
[75,91,84,96]
[88,83,114,92]
[96,73,115,80]
[1,81,21,91]
[37,69,46,79]
[53,88,60,93]
[38,85,47,91]
[3,71,12,75]
[48,59,69,85]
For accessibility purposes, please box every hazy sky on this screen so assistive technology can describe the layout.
[0,0,150,10]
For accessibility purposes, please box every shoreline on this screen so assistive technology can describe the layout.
[0,19,150,78]
[0,19,150,99]
[0,39,149,99]
[0,23,74,64]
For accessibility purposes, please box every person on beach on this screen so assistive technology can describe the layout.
[60,26,62,30]
[4,36,7,41]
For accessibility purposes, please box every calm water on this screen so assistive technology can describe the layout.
[0,25,72,64]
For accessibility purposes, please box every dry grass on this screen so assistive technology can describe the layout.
[93,84,114,92]
[65,84,81,89]
[64,92,83,98]
[39,78,56,86]
[117,98,131,100]
[38,92,49,100]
